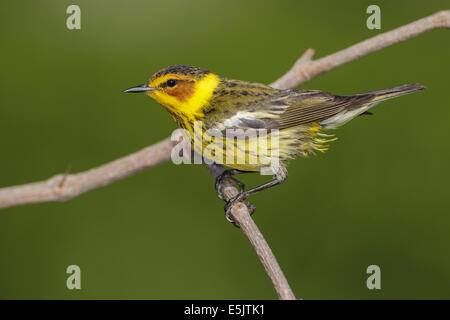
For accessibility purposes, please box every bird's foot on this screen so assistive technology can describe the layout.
[214,169,258,227]
[224,192,256,228]
[215,170,245,201]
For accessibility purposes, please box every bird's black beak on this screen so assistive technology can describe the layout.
[123,83,156,93]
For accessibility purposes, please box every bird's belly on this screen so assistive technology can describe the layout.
[193,129,274,172]
[189,123,335,172]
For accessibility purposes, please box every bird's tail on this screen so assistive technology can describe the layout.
[320,83,425,129]
[354,83,426,102]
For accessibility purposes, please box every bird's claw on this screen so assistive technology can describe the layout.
[215,170,256,227]
[215,171,245,201]
[224,193,256,228]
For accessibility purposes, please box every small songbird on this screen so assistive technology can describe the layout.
[125,65,424,221]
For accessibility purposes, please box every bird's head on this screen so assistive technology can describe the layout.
[124,65,220,116]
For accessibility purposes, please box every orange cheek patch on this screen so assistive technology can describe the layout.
[166,81,195,102]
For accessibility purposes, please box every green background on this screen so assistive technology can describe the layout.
[1,0,449,299]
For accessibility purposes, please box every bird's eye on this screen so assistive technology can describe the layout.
[167,79,178,88]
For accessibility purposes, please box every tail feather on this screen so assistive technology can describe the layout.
[356,83,426,103]
[320,83,425,129]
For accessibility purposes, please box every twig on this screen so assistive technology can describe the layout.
[272,10,449,90]
[206,164,296,299]
[0,138,174,209]
[0,10,448,300]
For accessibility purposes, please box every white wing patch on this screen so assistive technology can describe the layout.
[223,111,258,128]
[222,104,289,129]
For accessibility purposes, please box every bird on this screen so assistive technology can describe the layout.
[124,64,425,222]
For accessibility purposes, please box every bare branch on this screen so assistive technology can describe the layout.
[271,10,450,90]
[0,10,448,300]
[0,138,174,209]
[206,163,296,299]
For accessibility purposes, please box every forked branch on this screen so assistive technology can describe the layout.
[0,10,448,300]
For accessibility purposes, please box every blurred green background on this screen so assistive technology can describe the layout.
[0,0,449,299]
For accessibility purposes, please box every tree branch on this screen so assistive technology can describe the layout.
[206,164,296,299]
[0,10,448,300]
[0,138,174,209]
[271,10,449,90]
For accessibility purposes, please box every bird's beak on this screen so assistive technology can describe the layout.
[123,83,156,93]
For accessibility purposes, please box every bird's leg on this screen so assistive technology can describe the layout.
[224,166,288,224]
[214,169,253,200]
